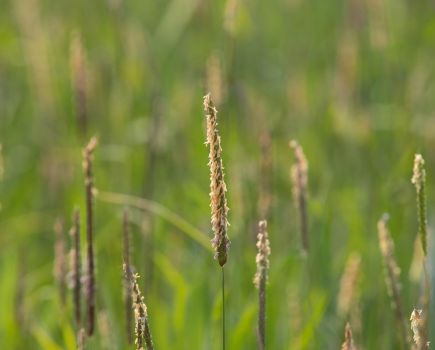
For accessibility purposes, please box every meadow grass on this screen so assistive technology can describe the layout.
[1,0,435,349]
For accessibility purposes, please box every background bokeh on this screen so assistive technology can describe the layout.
[1,0,435,348]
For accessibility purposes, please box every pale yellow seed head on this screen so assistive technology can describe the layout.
[254,220,271,288]
[412,154,425,192]
[289,140,308,202]
[410,309,425,348]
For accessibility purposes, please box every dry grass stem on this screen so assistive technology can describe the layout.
[83,136,98,336]
[77,327,86,350]
[204,93,230,267]
[377,214,410,347]
[289,140,309,252]
[337,252,361,317]
[69,208,81,325]
[54,218,67,306]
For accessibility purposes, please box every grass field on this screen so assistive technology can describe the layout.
[1,0,435,348]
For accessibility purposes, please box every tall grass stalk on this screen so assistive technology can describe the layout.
[412,154,430,346]
[123,209,133,345]
[83,136,98,336]
[77,328,86,350]
[53,218,66,306]
[204,93,230,350]
[337,253,361,318]
[254,220,270,350]
[70,208,81,326]
[377,214,411,348]
[412,154,428,256]
[289,140,309,253]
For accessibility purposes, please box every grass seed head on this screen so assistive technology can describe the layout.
[341,323,356,350]
[254,220,271,289]
[204,93,230,267]
[411,154,428,256]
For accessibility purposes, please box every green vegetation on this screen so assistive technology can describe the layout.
[1,0,435,348]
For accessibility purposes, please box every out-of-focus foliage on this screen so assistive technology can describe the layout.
[1,0,435,348]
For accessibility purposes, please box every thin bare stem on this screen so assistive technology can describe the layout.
[222,267,226,350]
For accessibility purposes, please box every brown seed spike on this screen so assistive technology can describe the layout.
[83,136,98,336]
[54,218,67,306]
[203,93,230,267]
[69,208,81,326]
[124,266,154,350]
[337,253,361,318]
[123,210,133,345]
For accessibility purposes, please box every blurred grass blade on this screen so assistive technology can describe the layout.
[230,302,256,349]
[292,292,326,350]
[32,326,63,350]
[61,321,76,350]
[97,191,211,251]
[155,0,201,52]
[154,253,188,333]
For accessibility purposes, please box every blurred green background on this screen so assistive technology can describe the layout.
[1,0,435,348]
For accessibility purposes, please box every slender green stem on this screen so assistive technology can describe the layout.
[222,267,226,350]
[422,257,430,348]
